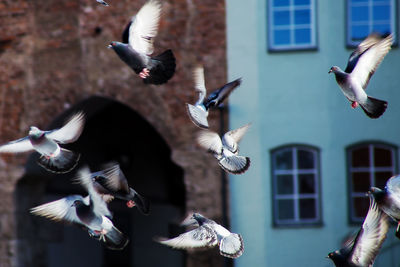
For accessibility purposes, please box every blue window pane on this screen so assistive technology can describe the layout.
[274,10,290,26]
[372,23,391,35]
[274,29,291,45]
[373,5,391,21]
[277,175,294,194]
[352,25,369,40]
[273,0,290,7]
[352,6,369,22]
[294,9,310,24]
[295,28,311,44]
[294,0,310,5]
[351,0,368,3]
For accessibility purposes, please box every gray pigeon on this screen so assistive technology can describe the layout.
[90,163,150,215]
[96,0,109,6]
[329,33,393,118]
[327,194,389,267]
[30,167,129,250]
[156,213,244,258]
[108,0,176,85]
[186,66,241,129]
[0,112,85,173]
[370,174,400,239]
[196,123,250,174]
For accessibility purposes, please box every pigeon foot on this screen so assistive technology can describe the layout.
[126,200,136,208]
[351,101,358,109]
[139,68,150,79]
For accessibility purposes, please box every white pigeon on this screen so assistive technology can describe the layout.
[196,123,251,174]
[30,167,129,250]
[156,213,244,258]
[0,112,85,173]
[186,66,241,128]
[329,33,393,118]
[108,0,176,85]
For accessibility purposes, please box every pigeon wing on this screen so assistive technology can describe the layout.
[350,34,393,89]
[129,0,162,55]
[349,194,389,266]
[100,163,130,194]
[157,225,218,249]
[30,195,83,224]
[193,66,207,103]
[0,136,34,153]
[197,130,223,154]
[46,112,85,144]
[204,78,241,108]
[224,123,251,144]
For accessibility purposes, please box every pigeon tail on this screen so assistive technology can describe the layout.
[218,156,250,174]
[144,49,176,85]
[186,103,209,129]
[360,96,387,119]
[37,148,80,174]
[132,192,151,215]
[104,225,130,250]
[219,233,244,259]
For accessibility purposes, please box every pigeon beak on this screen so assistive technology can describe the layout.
[107,44,113,49]
[328,69,332,74]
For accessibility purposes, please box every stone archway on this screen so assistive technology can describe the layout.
[15,96,186,267]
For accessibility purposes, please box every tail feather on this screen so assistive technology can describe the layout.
[104,226,129,250]
[218,156,250,174]
[186,103,209,129]
[144,50,176,85]
[360,96,387,119]
[37,148,80,173]
[219,233,244,259]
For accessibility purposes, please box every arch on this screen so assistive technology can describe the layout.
[15,96,186,267]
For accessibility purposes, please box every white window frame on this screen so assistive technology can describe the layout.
[271,145,321,226]
[347,0,396,47]
[348,143,397,223]
[268,0,317,51]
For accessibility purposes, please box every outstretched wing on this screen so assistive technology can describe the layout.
[46,112,85,144]
[193,66,207,103]
[224,123,251,144]
[129,0,162,55]
[0,136,33,153]
[197,130,222,154]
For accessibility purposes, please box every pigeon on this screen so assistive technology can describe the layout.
[186,66,241,129]
[196,123,251,174]
[96,0,109,6]
[370,174,400,239]
[108,0,176,85]
[0,112,85,173]
[30,167,129,250]
[156,213,244,258]
[329,33,393,118]
[90,163,150,215]
[327,194,389,267]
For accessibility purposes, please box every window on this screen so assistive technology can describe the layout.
[347,0,396,46]
[347,143,397,223]
[271,145,321,226]
[268,0,317,51]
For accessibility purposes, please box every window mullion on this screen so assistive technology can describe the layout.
[293,147,299,221]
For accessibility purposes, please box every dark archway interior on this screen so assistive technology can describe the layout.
[15,96,186,267]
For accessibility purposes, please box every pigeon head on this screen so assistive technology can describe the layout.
[71,199,84,208]
[328,66,340,74]
[28,127,43,139]
[326,250,343,264]
[107,41,120,49]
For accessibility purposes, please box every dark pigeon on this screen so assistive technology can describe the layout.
[197,123,251,174]
[108,0,176,85]
[96,0,109,6]
[329,33,393,118]
[90,163,150,215]
[370,174,400,239]
[156,213,244,259]
[31,167,129,250]
[186,66,241,128]
[327,194,389,267]
[0,112,85,173]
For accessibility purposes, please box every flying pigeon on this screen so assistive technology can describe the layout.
[370,174,400,239]
[329,33,393,118]
[96,0,109,6]
[156,213,244,258]
[327,194,389,267]
[90,163,150,215]
[186,66,241,129]
[0,112,85,173]
[108,0,176,85]
[31,167,129,250]
[196,123,250,174]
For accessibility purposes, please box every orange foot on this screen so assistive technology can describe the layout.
[126,200,136,208]
[139,68,150,79]
[351,101,358,109]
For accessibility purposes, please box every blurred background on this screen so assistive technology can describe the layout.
[0,0,400,267]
